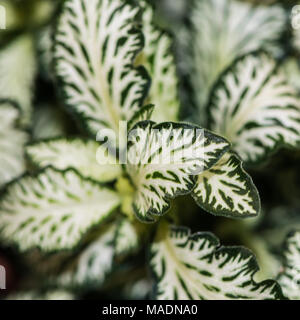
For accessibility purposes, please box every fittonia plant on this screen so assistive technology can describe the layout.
[0,0,300,300]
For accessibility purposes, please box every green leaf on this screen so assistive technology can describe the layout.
[192,152,260,218]
[0,34,36,126]
[138,1,180,122]
[57,224,116,289]
[190,0,285,123]
[126,121,230,222]
[277,231,300,300]
[208,52,300,165]
[0,167,120,252]
[0,101,28,186]
[26,138,122,183]
[54,0,150,138]
[150,223,284,300]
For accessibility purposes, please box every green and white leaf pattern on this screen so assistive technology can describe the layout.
[26,138,122,183]
[57,224,116,288]
[0,34,36,126]
[0,101,28,186]
[114,219,140,258]
[190,0,285,123]
[278,231,300,300]
[139,1,180,122]
[128,104,154,130]
[192,152,260,218]
[209,52,300,164]
[150,223,284,300]
[54,0,150,137]
[126,121,230,222]
[0,167,120,252]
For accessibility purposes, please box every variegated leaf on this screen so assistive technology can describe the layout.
[278,231,300,300]
[0,34,36,126]
[128,104,155,130]
[138,1,180,122]
[57,224,116,288]
[54,0,150,139]
[0,101,28,186]
[126,121,230,222]
[0,167,120,252]
[192,152,260,218]
[114,219,140,257]
[150,223,284,300]
[190,0,285,123]
[209,52,300,165]
[26,138,122,183]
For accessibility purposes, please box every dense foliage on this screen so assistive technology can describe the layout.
[0,0,300,300]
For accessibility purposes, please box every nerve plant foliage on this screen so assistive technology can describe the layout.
[0,0,300,300]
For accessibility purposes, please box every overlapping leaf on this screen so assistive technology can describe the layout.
[57,224,116,288]
[277,231,300,300]
[126,121,230,222]
[54,0,150,138]
[0,167,120,252]
[0,101,28,186]
[150,223,284,300]
[128,104,154,130]
[192,152,260,218]
[114,219,140,258]
[208,52,300,164]
[138,1,180,122]
[190,0,285,123]
[0,34,36,126]
[26,138,122,183]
